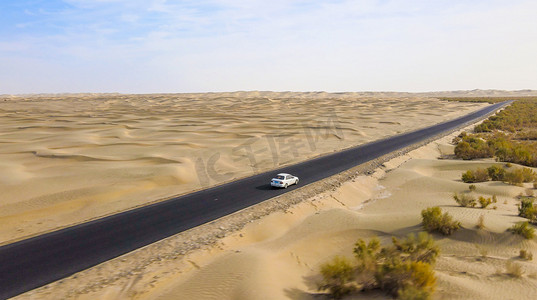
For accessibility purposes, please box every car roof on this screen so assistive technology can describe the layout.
[276,173,290,176]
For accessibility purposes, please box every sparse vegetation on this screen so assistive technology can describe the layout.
[534,182,537,189]
[421,207,461,235]
[468,184,476,192]
[318,233,439,299]
[453,193,477,208]
[449,100,537,167]
[520,249,533,261]
[508,221,535,239]
[460,166,536,186]
[474,243,488,258]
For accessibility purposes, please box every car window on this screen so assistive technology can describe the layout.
[276,175,284,180]
[286,176,291,179]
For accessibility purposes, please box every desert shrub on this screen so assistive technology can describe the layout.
[353,237,381,289]
[320,233,439,299]
[508,221,535,239]
[389,232,440,264]
[454,137,493,160]
[376,233,438,299]
[421,207,461,235]
[461,168,489,183]
[376,260,436,299]
[478,196,493,209]
[520,249,533,260]
[476,215,485,229]
[520,167,537,182]
[318,256,356,299]
[518,198,537,222]
[505,170,525,186]
[453,193,477,208]
[468,184,476,192]
[506,162,513,168]
[487,165,506,181]
[504,168,536,186]
[505,260,524,278]
[397,285,431,300]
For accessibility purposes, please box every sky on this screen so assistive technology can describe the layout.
[1,0,537,94]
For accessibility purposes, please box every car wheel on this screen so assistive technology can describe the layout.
[295,179,299,185]
[284,184,288,189]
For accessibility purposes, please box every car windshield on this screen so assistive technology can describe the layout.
[275,175,285,180]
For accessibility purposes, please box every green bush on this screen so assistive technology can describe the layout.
[453,193,477,208]
[318,256,357,299]
[487,165,506,181]
[518,198,537,222]
[508,221,535,239]
[421,207,461,235]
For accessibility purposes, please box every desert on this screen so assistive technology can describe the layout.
[0,92,487,244]
[6,92,537,300]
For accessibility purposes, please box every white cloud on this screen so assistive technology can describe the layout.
[1,0,536,93]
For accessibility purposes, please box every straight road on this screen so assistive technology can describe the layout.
[0,101,509,299]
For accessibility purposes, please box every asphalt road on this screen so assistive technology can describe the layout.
[0,101,509,299]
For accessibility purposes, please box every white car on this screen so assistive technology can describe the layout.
[270,173,299,188]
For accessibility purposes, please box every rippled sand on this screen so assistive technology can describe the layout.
[0,92,487,243]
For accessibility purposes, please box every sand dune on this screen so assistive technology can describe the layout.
[142,131,537,300]
[0,94,487,243]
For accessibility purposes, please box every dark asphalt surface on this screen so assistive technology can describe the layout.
[0,101,509,299]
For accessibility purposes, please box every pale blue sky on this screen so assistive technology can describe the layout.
[1,0,536,94]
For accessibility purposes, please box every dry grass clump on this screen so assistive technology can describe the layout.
[474,243,488,258]
[421,207,461,235]
[508,221,535,239]
[453,193,477,208]
[318,233,439,300]
[505,260,524,278]
[468,184,476,192]
[519,249,533,261]
[476,215,486,229]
